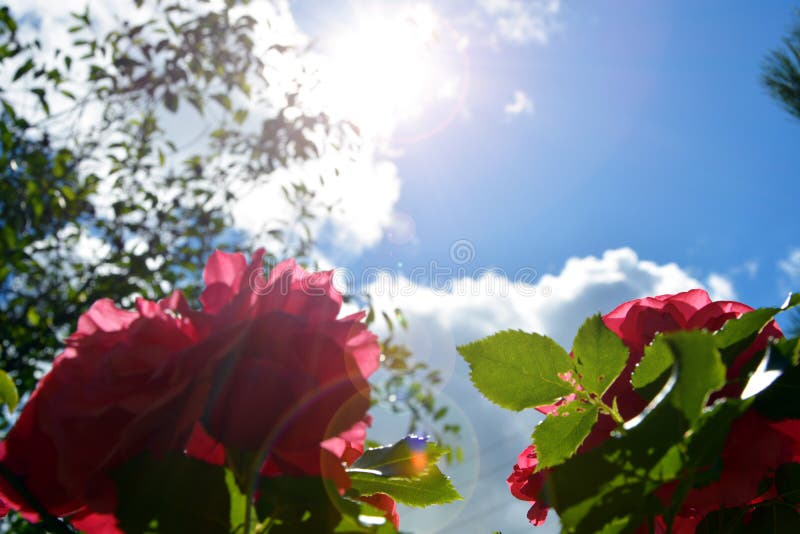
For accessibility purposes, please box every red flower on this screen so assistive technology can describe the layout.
[0,293,218,531]
[0,249,383,532]
[360,492,400,529]
[190,250,379,471]
[506,445,549,526]
[509,289,786,529]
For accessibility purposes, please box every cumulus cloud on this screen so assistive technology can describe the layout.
[478,0,561,45]
[361,247,735,533]
[503,90,534,116]
[706,273,737,301]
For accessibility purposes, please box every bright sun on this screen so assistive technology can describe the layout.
[319,5,461,139]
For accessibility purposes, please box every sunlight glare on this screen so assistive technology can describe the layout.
[321,5,446,137]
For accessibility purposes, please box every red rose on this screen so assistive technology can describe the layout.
[509,289,787,529]
[0,249,384,532]
[506,445,549,526]
[187,250,395,526]
[189,250,379,470]
[0,292,219,531]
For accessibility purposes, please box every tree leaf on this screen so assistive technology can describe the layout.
[0,370,18,412]
[349,465,460,507]
[163,90,179,112]
[458,330,574,410]
[572,314,628,396]
[533,403,599,468]
[13,58,35,81]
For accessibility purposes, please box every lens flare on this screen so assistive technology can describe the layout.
[318,4,466,140]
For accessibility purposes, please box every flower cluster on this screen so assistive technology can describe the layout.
[0,249,397,532]
[507,289,798,531]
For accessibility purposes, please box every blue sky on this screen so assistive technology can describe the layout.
[9,1,800,532]
[291,2,800,532]
[332,0,800,309]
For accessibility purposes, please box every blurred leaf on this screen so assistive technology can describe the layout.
[12,58,34,80]
[0,370,18,412]
[350,436,445,477]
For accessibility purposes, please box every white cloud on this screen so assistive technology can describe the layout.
[779,249,800,282]
[503,90,533,116]
[706,273,736,301]
[478,0,561,45]
[361,247,734,533]
[233,146,401,253]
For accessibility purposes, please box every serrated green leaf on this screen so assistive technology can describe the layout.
[458,330,574,410]
[713,295,798,366]
[349,465,460,507]
[533,403,598,468]
[631,336,674,401]
[350,436,445,477]
[546,330,726,532]
[572,314,628,396]
[0,370,18,412]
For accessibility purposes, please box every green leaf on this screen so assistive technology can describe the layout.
[664,332,726,422]
[225,469,255,533]
[692,503,800,534]
[256,476,354,533]
[0,370,18,412]
[233,108,248,124]
[163,90,179,112]
[334,501,397,533]
[350,436,445,477]
[545,330,726,533]
[754,361,800,420]
[212,93,232,110]
[572,314,629,396]
[458,330,574,410]
[13,58,35,81]
[349,465,460,507]
[533,402,599,468]
[714,294,799,366]
[631,335,674,401]
[776,463,800,505]
[114,453,231,534]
